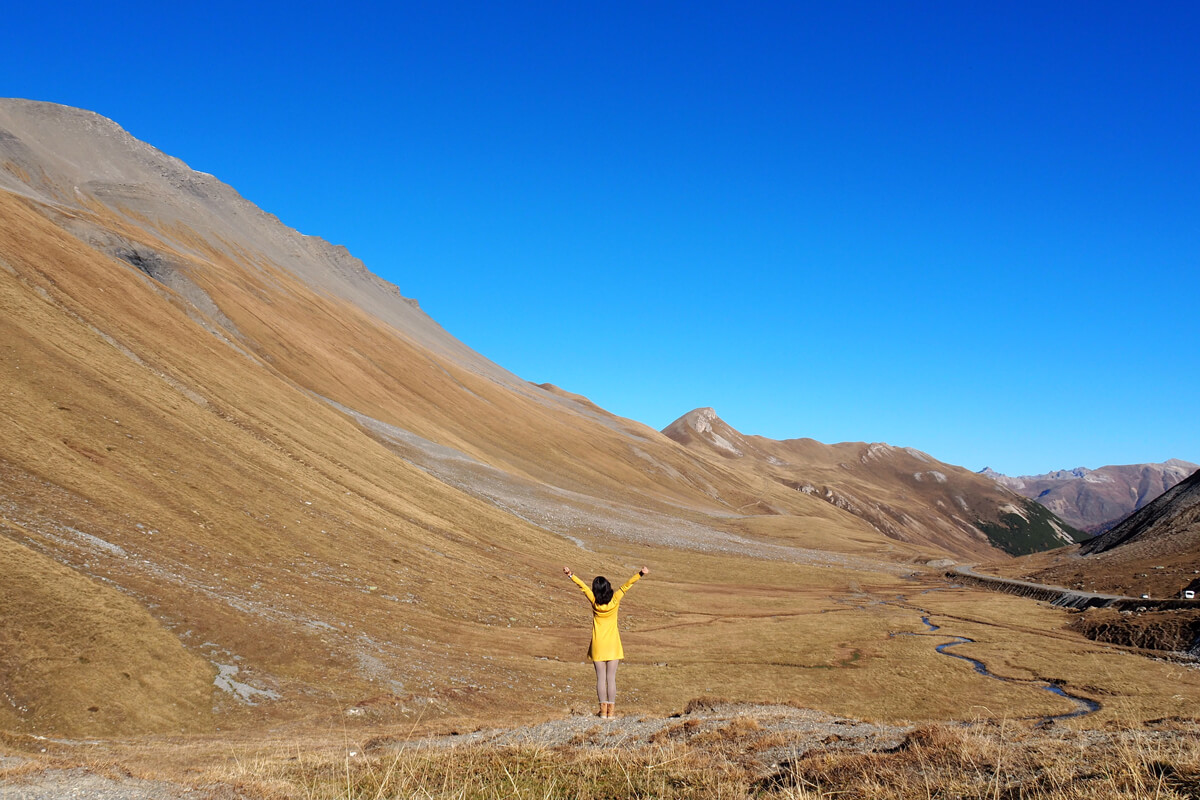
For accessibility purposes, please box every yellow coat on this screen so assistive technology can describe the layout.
[571,572,642,662]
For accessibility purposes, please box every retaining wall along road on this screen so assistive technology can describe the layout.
[947,567,1200,612]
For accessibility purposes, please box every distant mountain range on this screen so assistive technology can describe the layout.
[664,408,1086,557]
[979,460,1198,535]
[1022,466,1200,599]
[1082,467,1200,558]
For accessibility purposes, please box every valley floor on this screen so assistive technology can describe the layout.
[3,574,1200,799]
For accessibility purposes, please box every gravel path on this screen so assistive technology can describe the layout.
[375,701,911,772]
[0,769,189,800]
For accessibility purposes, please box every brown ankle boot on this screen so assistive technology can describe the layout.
[597,703,606,717]
[605,702,617,719]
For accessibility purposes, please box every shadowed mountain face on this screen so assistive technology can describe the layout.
[980,460,1199,534]
[1020,469,1200,598]
[0,99,1088,737]
[662,409,1085,557]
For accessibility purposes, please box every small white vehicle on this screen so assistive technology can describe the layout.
[1186,590,1196,600]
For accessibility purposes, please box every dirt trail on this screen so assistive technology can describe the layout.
[387,701,908,757]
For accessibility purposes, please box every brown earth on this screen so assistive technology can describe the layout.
[1069,608,1200,655]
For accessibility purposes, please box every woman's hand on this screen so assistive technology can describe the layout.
[563,566,573,577]
[639,566,650,576]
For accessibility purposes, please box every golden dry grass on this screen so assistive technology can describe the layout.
[772,721,1200,799]
[0,534,212,736]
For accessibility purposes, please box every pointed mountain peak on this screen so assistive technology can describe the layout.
[661,408,745,457]
[681,407,721,432]
[662,407,723,434]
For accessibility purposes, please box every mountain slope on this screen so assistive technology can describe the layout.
[663,408,1086,557]
[0,99,1104,739]
[0,99,784,528]
[981,460,1198,534]
[0,184,593,733]
[2,100,945,737]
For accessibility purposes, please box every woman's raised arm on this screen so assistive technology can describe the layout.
[618,568,648,594]
[565,567,594,601]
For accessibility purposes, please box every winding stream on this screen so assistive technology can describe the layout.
[906,613,1101,724]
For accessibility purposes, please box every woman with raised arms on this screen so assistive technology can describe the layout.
[563,564,650,719]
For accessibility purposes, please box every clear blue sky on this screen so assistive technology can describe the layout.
[5,2,1198,475]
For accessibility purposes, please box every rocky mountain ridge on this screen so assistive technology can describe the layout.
[0,98,510,379]
[663,408,1085,557]
[980,459,1198,534]
[1017,466,1200,600]
[1081,467,1200,557]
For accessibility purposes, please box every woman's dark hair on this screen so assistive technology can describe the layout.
[592,576,613,605]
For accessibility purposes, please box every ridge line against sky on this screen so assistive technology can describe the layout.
[4,1,1198,476]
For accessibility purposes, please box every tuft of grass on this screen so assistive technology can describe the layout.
[228,741,747,799]
[761,721,1200,799]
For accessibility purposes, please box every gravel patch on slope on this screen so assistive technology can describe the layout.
[327,399,909,575]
